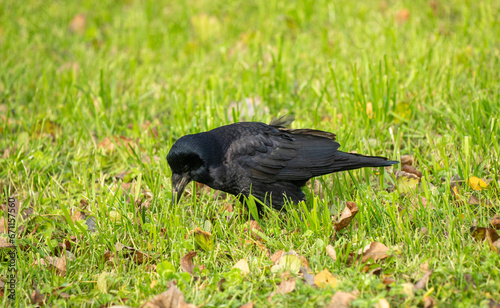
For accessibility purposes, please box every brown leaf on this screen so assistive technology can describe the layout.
[395,9,410,23]
[382,277,395,286]
[400,155,413,166]
[486,228,500,253]
[243,220,263,241]
[491,215,500,229]
[326,291,356,308]
[334,201,359,231]
[239,302,253,308]
[31,288,46,305]
[488,299,500,308]
[98,136,136,153]
[141,283,196,308]
[0,237,15,249]
[277,278,296,294]
[360,242,390,263]
[180,251,197,274]
[326,245,337,261]
[69,14,86,34]
[36,255,68,276]
[414,270,433,290]
[423,296,436,308]
[71,210,87,222]
[115,242,151,264]
[401,164,422,178]
[271,250,285,264]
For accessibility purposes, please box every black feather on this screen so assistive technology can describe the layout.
[167,118,398,213]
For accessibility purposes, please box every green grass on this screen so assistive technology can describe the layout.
[1,0,500,306]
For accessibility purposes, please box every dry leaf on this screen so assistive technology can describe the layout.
[277,278,296,294]
[232,259,250,276]
[0,237,15,249]
[486,229,500,253]
[180,251,197,274]
[69,14,86,34]
[36,255,68,276]
[395,170,420,193]
[375,298,390,308]
[326,245,337,261]
[401,164,422,178]
[271,250,285,264]
[314,269,337,288]
[423,296,435,308]
[395,9,410,23]
[491,215,500,229]
[382,277,395,286]
[366,102,374,119]
[414,270,433,290]
[239,302,253,308]
[141,283,196,308]
[334,201,359,231]
[243,220,263,241]
[98,136,136,153]
[115,242,151,264]
[31,288,46,305]
[326,291,356,308]
[187,228,213,252]
[400,155,413,166]
[469,177,488,191]
[360,242,390,263]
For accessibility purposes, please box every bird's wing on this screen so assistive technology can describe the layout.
[227,124,341,183]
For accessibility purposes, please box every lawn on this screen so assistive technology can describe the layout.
[1,0,500,307]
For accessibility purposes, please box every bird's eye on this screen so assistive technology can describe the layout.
[182,165,190,173]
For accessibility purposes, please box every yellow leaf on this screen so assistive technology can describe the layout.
[188,228,214,252]
[314,269,337,288]
[395,170,420,193]
[366,102,374,119]
[468,177,488,191]
[232,259,250,276]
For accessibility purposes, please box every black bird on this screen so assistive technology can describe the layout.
[167,116,398,212]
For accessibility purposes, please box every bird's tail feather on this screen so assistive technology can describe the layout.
[329,151,398,172]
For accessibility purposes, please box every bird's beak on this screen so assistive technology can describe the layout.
[171,173,190,205]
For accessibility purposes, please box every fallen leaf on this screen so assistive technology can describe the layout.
[326,245,337,261]
[300,266,315,286]
[486,229,500,253]
[414,270,433,290]
[141,282,196,308]
[36,255,68,276]
[187,228,214,252]
[314,269,337,288]
[423,296,436,308]
[401,164,422,178]
[491,215,500,229]
[395,9,410,23]
[69,14,86,34]
[239,302,253,308]
[366,102,374,119]
[334,201,359,231]
[271,250,285,264]
[360,242,390,263]
[382,277,395,286]
[469,177,488,191]
[180,251,197,274]
[326,291,356,308]
[0,237,15,249]
[375,298,390,308]
[277,278,296,294]
[232,259,250,277]
[98,136,136,153]
[243,220,263,241]
[115,242,151,264]
[400,155,413,166]
[395,170,420,193]
[31,288,45,305]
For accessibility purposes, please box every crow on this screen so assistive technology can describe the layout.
[167,116,398,213]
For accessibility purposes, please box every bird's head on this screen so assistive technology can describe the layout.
[167,133,216,205]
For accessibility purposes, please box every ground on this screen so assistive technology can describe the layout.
[0,0,499,307]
